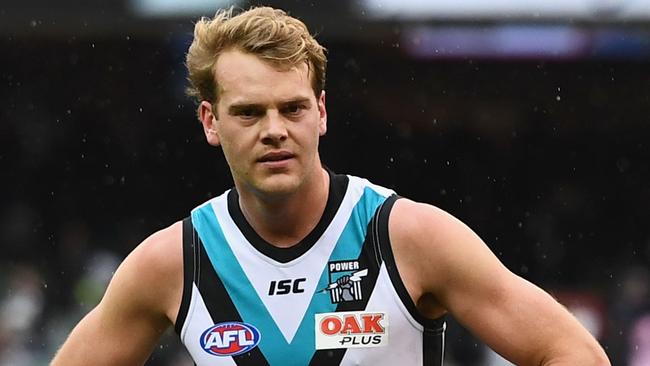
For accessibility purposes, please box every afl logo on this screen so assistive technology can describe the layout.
[200,322,261,357]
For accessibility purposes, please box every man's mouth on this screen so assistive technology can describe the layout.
[258,151,295,163]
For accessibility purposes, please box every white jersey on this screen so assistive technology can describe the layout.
[174,172,446,365]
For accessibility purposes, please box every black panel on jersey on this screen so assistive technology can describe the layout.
[423,324,446,366]
[177,218,271,366]
[227,171,349,263]
[375,196,446,366]
[174,218,196,335]
[307,194,389,366]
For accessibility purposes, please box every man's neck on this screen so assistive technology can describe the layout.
[236,167,330,248]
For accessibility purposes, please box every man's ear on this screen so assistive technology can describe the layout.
[198,101,221,146]
[318,90,327,136]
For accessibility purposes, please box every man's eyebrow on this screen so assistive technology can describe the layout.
[228,98,313,112]
[280,97,312,106]
[228,103,265,113]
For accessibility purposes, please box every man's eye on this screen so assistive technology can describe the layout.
[237,108,261,118]
[284,104,305,115]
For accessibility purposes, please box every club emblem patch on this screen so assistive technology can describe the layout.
[321,260,367,303]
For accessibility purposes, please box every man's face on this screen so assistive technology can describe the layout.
[200,49,327,197]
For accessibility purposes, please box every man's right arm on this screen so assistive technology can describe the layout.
[51,221,183,365]
[389,200,609,365]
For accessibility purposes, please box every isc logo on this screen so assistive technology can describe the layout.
[200,322,261,357]
[268,278,306,296]
[315,311,388,350]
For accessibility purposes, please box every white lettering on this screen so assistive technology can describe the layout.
[204,330,240,349]
[238,330,253,346]
[223,330,238,347]
[204,333,220,348]
[329,261,359,272]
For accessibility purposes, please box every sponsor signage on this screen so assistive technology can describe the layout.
[315,311,388,350]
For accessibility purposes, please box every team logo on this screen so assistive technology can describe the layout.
[315,311,389,349]
[200,322,261,357]
[321,260,367,303]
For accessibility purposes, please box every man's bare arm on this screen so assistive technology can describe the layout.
[51,222,183,365]
[390,199,610,366]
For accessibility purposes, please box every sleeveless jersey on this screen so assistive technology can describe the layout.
[174,172,446,365]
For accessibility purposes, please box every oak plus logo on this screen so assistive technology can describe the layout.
[315,311,388,349]
[322,260,367,303]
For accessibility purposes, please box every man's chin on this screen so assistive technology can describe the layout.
[252,174,302,197]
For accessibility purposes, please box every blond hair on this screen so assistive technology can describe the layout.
[185,6,327,105]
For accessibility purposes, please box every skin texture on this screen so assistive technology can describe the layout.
[51,49,611,365]
[198,49,330,247]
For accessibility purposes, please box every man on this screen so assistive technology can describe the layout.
[51,6,610,366]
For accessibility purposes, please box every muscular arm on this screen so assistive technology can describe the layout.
[390,199,610,366]
[51,222,183,365]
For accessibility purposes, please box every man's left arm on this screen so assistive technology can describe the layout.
[389,199,610,366]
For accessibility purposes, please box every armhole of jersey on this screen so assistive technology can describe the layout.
[375,195,446,332]
[174,217,195,335]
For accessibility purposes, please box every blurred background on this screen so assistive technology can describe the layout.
[1,0,649,364]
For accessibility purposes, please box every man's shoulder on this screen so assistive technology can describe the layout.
[390,198,448,230]
[131,221,183,278]
[388,198,470,254]
[112,221,184,321]
[116,220,184,294]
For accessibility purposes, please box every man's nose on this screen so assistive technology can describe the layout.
[260,110,288,144]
